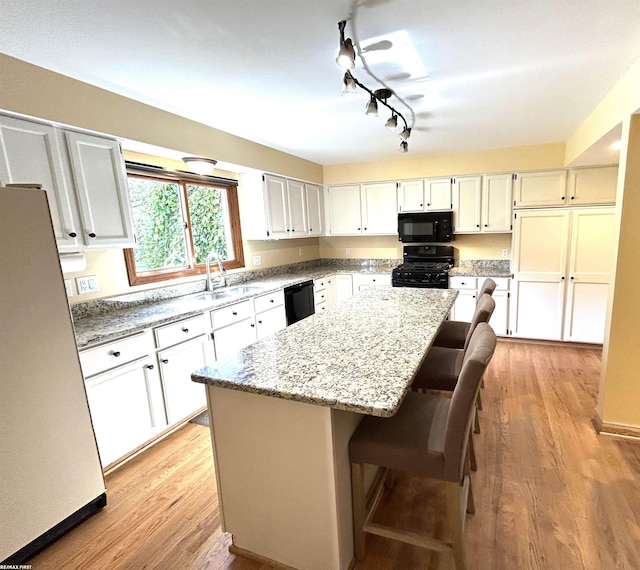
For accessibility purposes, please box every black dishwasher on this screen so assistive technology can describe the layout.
[284,280,315,325]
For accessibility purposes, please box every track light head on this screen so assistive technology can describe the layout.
[385,114,398,131]
[342,72,357,96]
[399,141,408,153]
[365,95,378,117]
[336,22,356,70]
[400,127,412,140]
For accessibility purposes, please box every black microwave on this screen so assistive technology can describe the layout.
[398,211,453,243]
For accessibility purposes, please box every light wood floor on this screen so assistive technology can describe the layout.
[30,341,640,570]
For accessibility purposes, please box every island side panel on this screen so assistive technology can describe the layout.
[207,385,348,570]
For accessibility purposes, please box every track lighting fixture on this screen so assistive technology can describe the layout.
[342,72,357,96]
[385,114,398,131]
[365,95,378,116]
[335,20,415,153]
[336,21,356,70]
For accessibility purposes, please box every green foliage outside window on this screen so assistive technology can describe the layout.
[128,177,229,272]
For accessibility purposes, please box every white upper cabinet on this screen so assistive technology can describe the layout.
[514,170,568,208]
[361,182,397,234]
[249,174,320,240]
[453,174,512,233]
[397,179,424,212]
[0,114,135,251]
[566,166,617,206]
[328,183,396,235]
[305,183,323,236]
[397,178,452,212]
[0,116,80,250]
[65,131,134,248]
[452,176,482,232]
[425,177,453,211]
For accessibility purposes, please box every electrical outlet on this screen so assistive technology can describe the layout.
[501,249,509,258]
[298,248,303,257]
[346,248,351,255]
[253,255,262,266]
[76,275,99,294]
[64,279,73,297]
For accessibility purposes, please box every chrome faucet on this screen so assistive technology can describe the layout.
[205,250,227,291]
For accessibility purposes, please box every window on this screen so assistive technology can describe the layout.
[124,172,244,285]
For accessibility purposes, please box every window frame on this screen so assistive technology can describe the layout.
[123,172,245,286]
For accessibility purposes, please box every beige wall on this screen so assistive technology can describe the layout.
[323,143,566,184]
[319,233,511,261]
[597,114,640,430]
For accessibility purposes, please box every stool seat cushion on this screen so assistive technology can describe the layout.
[349,391,451,480]
[411,346,464,391]
[433,320,470,349]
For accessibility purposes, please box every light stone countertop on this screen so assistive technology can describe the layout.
[72,265,394,349]
[191,287,458,417]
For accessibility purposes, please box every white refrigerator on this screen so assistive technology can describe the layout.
[0,186,106,563]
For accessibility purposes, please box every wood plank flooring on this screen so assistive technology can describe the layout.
[30,341,640,569]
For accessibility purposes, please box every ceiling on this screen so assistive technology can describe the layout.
[2,0,640,166]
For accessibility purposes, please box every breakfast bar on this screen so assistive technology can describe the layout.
[192,287,457,570]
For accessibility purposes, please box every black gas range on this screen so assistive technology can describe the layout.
[392,245,455,289]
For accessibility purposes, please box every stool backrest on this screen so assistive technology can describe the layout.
[444,322,496,482]
[462,293,495,351]
[476,278,497,306]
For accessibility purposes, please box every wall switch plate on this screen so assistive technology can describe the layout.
[253,255,262,266]
[76,275,99,294]
[501,249,509,258]
[346,248,351,255]
[64,279,73,297]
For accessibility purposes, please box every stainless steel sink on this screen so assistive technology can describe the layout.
[183,285,264,303]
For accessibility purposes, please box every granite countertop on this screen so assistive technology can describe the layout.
[191,287,458,417]
[449,260,511,278]
[72,263,396,349]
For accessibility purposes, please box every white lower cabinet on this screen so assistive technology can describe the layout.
[213,319,257,357]
[80,330,167,468]
[154,313,212,425]
[510,207,616,343]
[352,273,392,293]
[334,274,354,302]
[449,276,510,336]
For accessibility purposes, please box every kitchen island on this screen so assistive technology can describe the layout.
[192,287,457,570]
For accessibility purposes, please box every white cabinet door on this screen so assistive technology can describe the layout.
[482,174,513,232]
[450,290,477,322]
[65,131,135,248]
[491,290,510,336]
[514,170,567,208]
[510,209,571,340]
[213,319,258,359]
[567,166,617,206]
[452,176,482,233]
[361,182,397,234]
[287,179,308,236]
[158,335,212,425]
[306,183,323,236]
[264,174,289,238]
[563,208,617,343]
[425,178,452,211]
[334,274,354,302]
[328,185,362,235]
[85,355,166,467]
[0,116,81,250]
[256,306,287,340]
[398,180,424,212]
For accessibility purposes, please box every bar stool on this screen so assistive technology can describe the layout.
[349,323,496,570]
[433,278,497,350]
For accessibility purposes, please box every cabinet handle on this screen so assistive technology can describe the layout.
[111,351,121,357]
[232,311,238,316]
[427,203,431,207]
[161,359,169,364]
[561,276,565,280]
[258,320,263,324]
[570,276,574,280]
[357,227,361,231]
[250,323,255,328]
[146,364,155,370]
[476,225,480,228]
[571,196,575,200]
[484,224,488,227]
[372,279,376,282]
[292,229,295,232]
[270,299,274,303]
[88,232,96,238]
[364,227,367,230]
[69,232,77,238]
[419,203,423,207]
[181,327,189,333]
[561,197,565,201]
